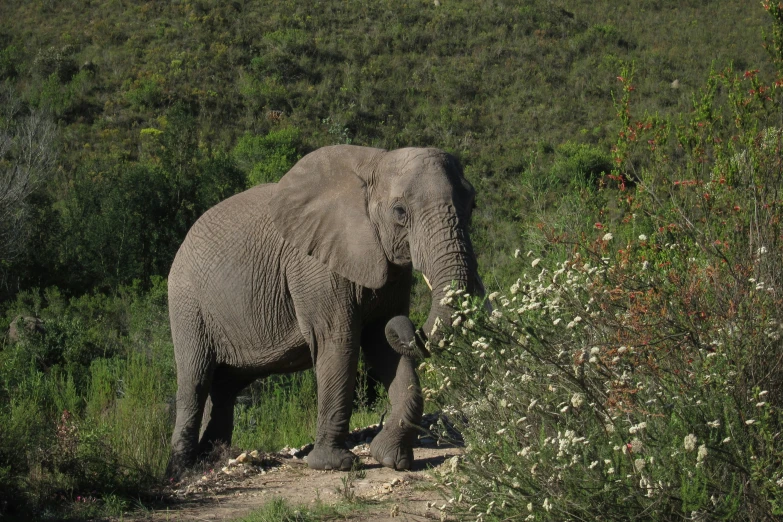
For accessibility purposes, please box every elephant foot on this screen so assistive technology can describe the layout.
[307,445,358,471]
[370,429,414,470]
[166,452,194,481]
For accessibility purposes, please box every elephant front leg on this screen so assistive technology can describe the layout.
[307,337,361,471]
[364,320,424,470]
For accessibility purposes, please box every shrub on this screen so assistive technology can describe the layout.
[424,49,783,522]
[549,141,613,185]
[232,128,302,186]
[0,279,174,518]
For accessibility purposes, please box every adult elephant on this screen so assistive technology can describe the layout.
[166,145,483,478]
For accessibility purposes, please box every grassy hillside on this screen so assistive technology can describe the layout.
[0,0,772,295]
[0,0,780,519]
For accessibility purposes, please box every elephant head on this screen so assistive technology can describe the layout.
[270,145,483,345]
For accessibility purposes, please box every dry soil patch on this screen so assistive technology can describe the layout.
[121,419,462,521]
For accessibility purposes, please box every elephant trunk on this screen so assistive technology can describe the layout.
[417,220,483,345]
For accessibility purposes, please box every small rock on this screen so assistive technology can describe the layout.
[249,450,259,460]
[390,477,401,486]
[228,458,238,467]
[448,455,460,474]
[236,452,248,463]
[390,504,400,517]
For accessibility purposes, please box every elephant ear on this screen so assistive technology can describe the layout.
[270,145,389,289]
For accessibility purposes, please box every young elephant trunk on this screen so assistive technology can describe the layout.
[385,315,430,359]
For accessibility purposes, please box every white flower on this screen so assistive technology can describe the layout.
[684,434,697,451]
[571,393,584,408]
[531,258,541,267]
[527,503,533,512]
[553,318,562,325]
[707,420,720,429]
[543,498,551,512]
[759,390,769,397]
[514,248,521,258]
[638,234,648,241]
[746,419,756,425]
[722,437,731,444]
[630,438,643,453]
[589,460,599,469]
[488,292,500,301]
[496,428,507,435]
[634,458,646,472]
[590,347,600,355]
[602,233,614,241]
[629,422,647,434]
[451,316,463,327]
[697,444,708,465]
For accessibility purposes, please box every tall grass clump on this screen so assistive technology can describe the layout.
[232,359,388,452]
[423,19,783,522]
[0,278,174,518]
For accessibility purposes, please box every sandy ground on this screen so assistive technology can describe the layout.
[120,420,462,522]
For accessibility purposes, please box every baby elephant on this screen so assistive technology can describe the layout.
[166,145,483,478]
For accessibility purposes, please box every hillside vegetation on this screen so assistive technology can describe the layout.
[0,0,780,519]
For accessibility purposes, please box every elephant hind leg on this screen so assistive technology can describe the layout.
[198,369,254,456]
[166,299,215,479]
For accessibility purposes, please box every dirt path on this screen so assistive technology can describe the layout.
[122,420,462,521]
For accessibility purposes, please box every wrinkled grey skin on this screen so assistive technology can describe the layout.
[166,145,483,478]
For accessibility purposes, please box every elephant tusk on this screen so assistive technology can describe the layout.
[422,274,432,291]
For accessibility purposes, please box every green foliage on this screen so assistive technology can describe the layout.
[0,45,19,80]
[232,364,386,452]
[424,31,783,522]
[236,496,360,522]
[233,372,318,452]
[0,278,173,518]
[233,128,302,186]
[549,141,613,185]
[0,0,773,296]
[31,45,77,82]
[124,73,167,111]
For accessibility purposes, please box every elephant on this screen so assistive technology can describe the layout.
[166,145,483,478]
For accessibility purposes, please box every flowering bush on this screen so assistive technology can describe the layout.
[423,15,783,521]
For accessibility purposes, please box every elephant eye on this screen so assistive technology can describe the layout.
[393,204,408,225]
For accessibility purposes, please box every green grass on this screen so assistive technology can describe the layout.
[233,496,374,522]
[232,367,387,453]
